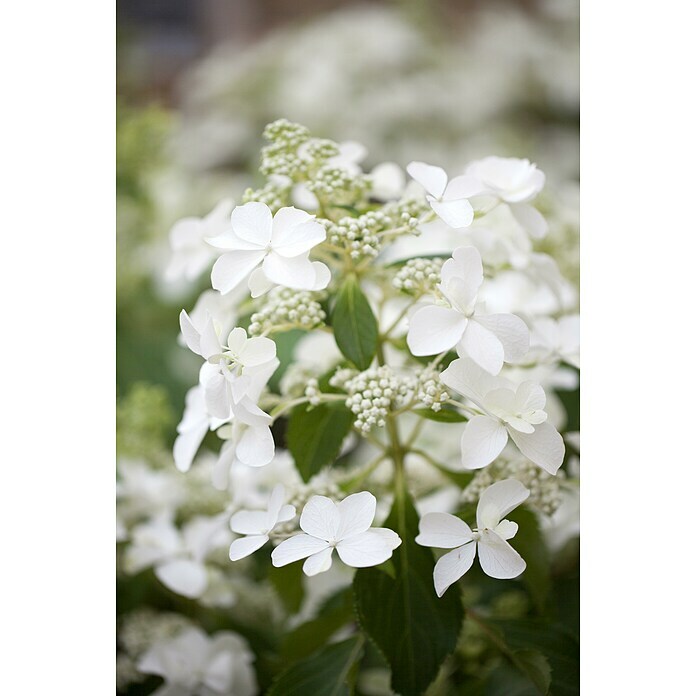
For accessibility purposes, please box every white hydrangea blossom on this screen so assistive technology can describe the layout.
[416,479,530,596]
[440,357,565,473]
[137,627,257,696]
[406,246,529,375]
[207,202,331,297]
[271,492,401,576]
[228,484,296,561]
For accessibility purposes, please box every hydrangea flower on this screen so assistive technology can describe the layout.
[124,514,231,599]
[440,357,565,473]
[416,479,530,596]
[228,484,296,560]
[407,246,529,374]
[271,492,401,576]
[207,202,331,297]
[179,310,277,420]
[462,156,548,238]
[137,627,257,696]
[165,199,234,282]
[406,161,475,228]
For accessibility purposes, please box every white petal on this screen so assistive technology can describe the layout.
[508,421,565,474]
[236,425,275,467]
[406,305,467,356]
[406,161,447,198]
[477,479,530,530]
[430,197,474,229]
[442,246,484,291]
[230,202,273,246]
[370,527,402,550]
[233,397,273,427]
[299,495,340,540]
[179,310,201,355]
[509,202,548,239]
[474,313,530,363]
[239,336,276,367]
[494,520,519,540]
[173,424,208,473]
[311,261,331,290]
[303,547,334,576]
[515,381,547,413]
[460,415,509,469]
[460,320,505,375]
[211,250,266,295]
[262,252,317,289]
[266,484,286,527]
[271,534,330,566]
[478,530,526,579]
[169,217,201,249]
[229,534,268,561]
[199,317,222,360]
[248,266,275,298]
[336,491,376,540]
[443,174,487,200]
[205,372,231,420]
[416,512,474,549]
[336,530,397,568]
[155,559,208,598]
[433,543,477,597]
[206,228,263,251]
[272,213,325,257]
[277,504,297,524]
[440,357,501,405]
[229,510,267,535]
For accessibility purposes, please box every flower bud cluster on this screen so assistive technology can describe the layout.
[462,458,565,515]
[307,165,371,206]
[248,287,326,336]
[242,179,291,212]
[342,366,414,433]
[119,609,193,658]
[279,364,317,398]
[260,119,311,178]
[304,378,322,406]
[415,366,450,411]
[393,257,444,296]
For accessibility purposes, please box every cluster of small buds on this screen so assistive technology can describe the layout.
[119,609,193,658]
[343,366,414,433]
[307,165,370,206]
[415,366,450,411]
[304,378,322,406]
[116,653,143,691]
[328,367,358,390]
[242,179,291,212]
[279,364,318,398]
[260,119,311,178]
[248,287,326,336]
[462,459,565,515]
[323,211,383,260]
[393,257,445,297]
[298,137,340,163]
[177,463,230,517]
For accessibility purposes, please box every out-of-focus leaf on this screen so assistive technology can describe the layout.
[267,635,364,696]
[281,588,355,662]
[268,562,304,614]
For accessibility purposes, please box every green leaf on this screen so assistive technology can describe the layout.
[267,635,364,696]
[281,588,355,662]
[353,489,464,696]
[486,619,579,696]
[484,660,548,696]
[286,402,355,482]
[513,650,552,694]
[412,407,468,423]
[331,275,378,370]
[268,562,304,614]
[506,508,551,611]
